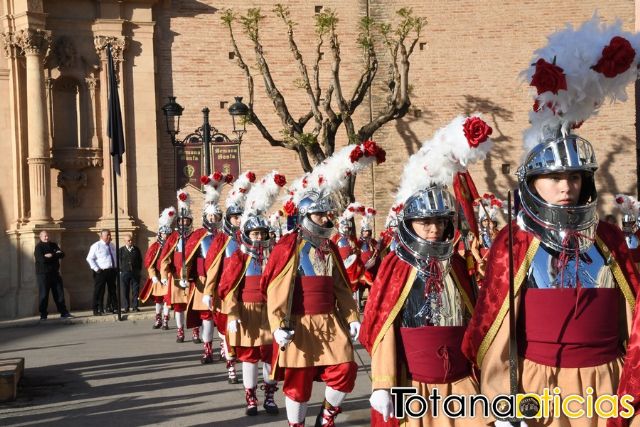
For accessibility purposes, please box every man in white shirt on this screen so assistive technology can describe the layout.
[86,229,118,315]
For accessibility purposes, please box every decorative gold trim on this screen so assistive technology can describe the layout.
[477,238,540,366]
[371,268,418,355]
[595,237,636,311]
[451,268,474,315]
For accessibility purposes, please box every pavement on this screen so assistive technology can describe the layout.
[0,308,372,426]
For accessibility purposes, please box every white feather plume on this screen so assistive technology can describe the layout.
[158,206,177,229]
[176,188,192,217]
[241,171,287,225]
[394,114,494,206]
[523,15,640,151]
[225,170,256,210]
[615,194,640,217]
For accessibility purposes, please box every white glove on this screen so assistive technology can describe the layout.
[273,328,295,347]
[179,279,188,288]
[151,276,159,284]
[202,294,212,308]
[227,319,240,333]
[495,421,528,427]
[370,389,394,422]
[161,278,168,286]
[349,321,361,340]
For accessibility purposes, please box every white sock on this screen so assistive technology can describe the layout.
[175,311,184,329]
[155,303,162,314]
[325,385,347,408]
[243,362,258,389]
[262,362,276,385]
[162,304,170,317]
[220,335,232,361]
[285,396,308,424]
[202,319,213,343]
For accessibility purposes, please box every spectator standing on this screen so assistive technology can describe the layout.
[119,234,142,312]
[86,229,118,315]
[34,231,72,320]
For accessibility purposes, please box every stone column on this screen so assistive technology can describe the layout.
[16,28,52,224]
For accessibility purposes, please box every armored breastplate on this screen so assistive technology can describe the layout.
[401,270,463,328]
[626,234,639,250]
[176,237,184,253]
[200,234,213,257]
[480,232,492,249]
[526,243,609,289]
[360,239,371,252]
[395,242,451,277]
[246,257,263,277]
[225,237,239,258]
[297,241,331,277]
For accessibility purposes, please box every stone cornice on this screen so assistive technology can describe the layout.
[93,35,127,62]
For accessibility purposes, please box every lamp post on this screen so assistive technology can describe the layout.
[161,95,249,177]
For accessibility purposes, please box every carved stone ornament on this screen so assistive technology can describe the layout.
[49,36,77,70]
[1,32,16,58]
[93,35,127,62]
[57,170,87,208]
[52,147,102,208]
[15,28,51,56]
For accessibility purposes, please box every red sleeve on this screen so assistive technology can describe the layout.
[144,242,160,269]
[218,250,247,300]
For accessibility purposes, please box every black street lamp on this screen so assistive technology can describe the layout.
[161,95,249,176]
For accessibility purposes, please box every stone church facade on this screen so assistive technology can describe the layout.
[0,0,637,318]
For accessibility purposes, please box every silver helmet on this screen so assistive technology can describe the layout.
[223,205,243,236]
[516,129,598,253]
[241,215,271,258]
[203,204,223,233]
[298,190,335,243]
[396,186,456,263]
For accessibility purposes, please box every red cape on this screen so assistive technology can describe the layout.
[462,220,640,368]
[218,249,248,300]
[359,252,475,354]
[139,241,161,303]
[204,232,231,273]
[359,251,475,427]
[158,231,180,264]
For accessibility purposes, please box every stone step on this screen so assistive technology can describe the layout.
[0,357,25,402]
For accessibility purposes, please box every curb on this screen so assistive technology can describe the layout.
[0,308,158,329]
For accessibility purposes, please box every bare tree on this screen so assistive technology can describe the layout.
[222,5,425,199]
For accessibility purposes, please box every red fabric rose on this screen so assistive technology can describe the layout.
[349,146,364,163]
[358,206,366,213]
[318,176,325,186]
[239,188,247,194]
[274,174,287,187]
[168,211,175,217]
[283,200,297,216]
[530,58,568,95]
[616,196,625,204]
[200,176,211,185]
[592,36,636,78]
[178,192,187,202]
[363,140,378,157]
[367,208,376,215]
[246,172,256,182]
[225,174,234,184]
[463,117,493,148]
[302,177,308,188]
[375,147,386,164]
[213,171,223,182]
[348,206,355,212]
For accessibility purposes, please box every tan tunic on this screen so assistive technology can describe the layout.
[480,263,633,426]
[267,243,360,367]
[224,257,272,347]
[147,263,168,297]
[372,273,478,427]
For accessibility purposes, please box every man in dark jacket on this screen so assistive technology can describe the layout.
[34,231,72,320]
[119,234,143,312]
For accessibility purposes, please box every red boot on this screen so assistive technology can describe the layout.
[314,399,342,427]
[152,314,161,329]
[201,342,213,364]
[244,386,258,416]
[176,327,185,343]
[226,359,239,384]
[161,314,169,330]
[261,382,279,415]
[192,326,201,344]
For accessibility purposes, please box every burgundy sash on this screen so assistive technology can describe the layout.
[521,288,621,368]
[240,276,265,303]
[629,248,640,264]
[399,326,470,384]
[292,276,335,315]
